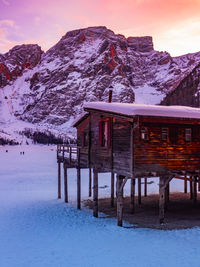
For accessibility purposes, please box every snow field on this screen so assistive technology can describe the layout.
[0,145,200,267]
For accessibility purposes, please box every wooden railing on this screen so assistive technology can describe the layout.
[57,144,79,165]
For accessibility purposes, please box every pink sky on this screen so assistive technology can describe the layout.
[0,0,200,56]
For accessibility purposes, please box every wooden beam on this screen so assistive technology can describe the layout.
[57,161,61,199]
[138,178,141,205]
[144,178,147,197]
[89,167,92,197]
[63,164,68,203]
[130,178,135,214]
[93,170,98,217]
[117,175,124,227]
[159,176,165,224]
[111,172,115,207]
[77,167,81,209]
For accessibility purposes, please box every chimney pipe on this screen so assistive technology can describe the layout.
[108,86,113,103]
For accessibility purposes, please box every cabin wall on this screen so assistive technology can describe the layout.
[77,117,90,168]
[90,112,112,171]
[112,117,131,175]
[134,121,200,174]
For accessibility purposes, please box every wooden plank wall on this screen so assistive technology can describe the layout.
[112,117,131,175]
[134,122,200,173]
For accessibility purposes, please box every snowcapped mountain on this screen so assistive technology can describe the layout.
[1,26,200,143]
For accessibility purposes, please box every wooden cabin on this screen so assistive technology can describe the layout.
[57,102,200,226]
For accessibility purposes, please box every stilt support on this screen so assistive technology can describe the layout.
[190,176,193,200]
[184,175,187,193]
[193,176,197,205]
[77,167,81,209]
[198,176,200,192]
[144,178,147,197]
[57,161,61,199]
[130,178,135,214]
[159,176,165,224]
[89,167,92,197]
[117,175,124,227]
[111,172,115,207]
[64,164,68,203]
[93,170,98,217]
[138,178,141,205]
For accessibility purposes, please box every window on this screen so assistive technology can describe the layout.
[141,127,148,140]
[161,128,168,141]
[83,132,88,147]
[99,119,111,147]
[185,128,191,141]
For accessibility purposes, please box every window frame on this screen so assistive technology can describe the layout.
[141,127,149,141]
[161,128,168,141]
[185,128,192,141]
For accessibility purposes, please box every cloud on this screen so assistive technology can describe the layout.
[154,18,200,56]
[34,16,40,26]
[0,20,15,27]
[0,20,20,53]
[1,0,10,6]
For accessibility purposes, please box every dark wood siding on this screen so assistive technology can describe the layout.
[134,121,200,174]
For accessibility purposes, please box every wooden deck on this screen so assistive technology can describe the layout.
[57,144,79,167]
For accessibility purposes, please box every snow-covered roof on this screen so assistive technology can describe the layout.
[72,112,89,127]
[83,102,200,119]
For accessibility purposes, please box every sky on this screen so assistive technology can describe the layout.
[0,0,200,56]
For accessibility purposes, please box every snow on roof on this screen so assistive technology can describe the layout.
[84,102,200,119]
[72,112,89,127]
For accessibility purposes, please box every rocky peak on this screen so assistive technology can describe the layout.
[1,26,200,142]
[0,44,43,87]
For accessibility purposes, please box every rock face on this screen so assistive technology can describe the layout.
[1,26,200,140]
[161,63,200,107]
[127,36,153,52]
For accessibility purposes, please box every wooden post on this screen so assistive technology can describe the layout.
[93,170,98,217]
[117,175,123,227]
[184,175,187,193]
[77,167,81,209]
[138,177,141,205]
[190,176,193,199]
[63,163,68,203]
[89,167,92,197]
[57,161,61,199]
[130,178,135,214]
[144,178,147,197]
[159,176,165,224]
[111,172,115,207]
[193,176,197,205]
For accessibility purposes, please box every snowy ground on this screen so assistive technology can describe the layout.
[0,145,200,267]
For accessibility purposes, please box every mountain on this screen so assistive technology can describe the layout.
[1,26,200,144]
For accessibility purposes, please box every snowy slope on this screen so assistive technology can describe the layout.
[0,145,200,267]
